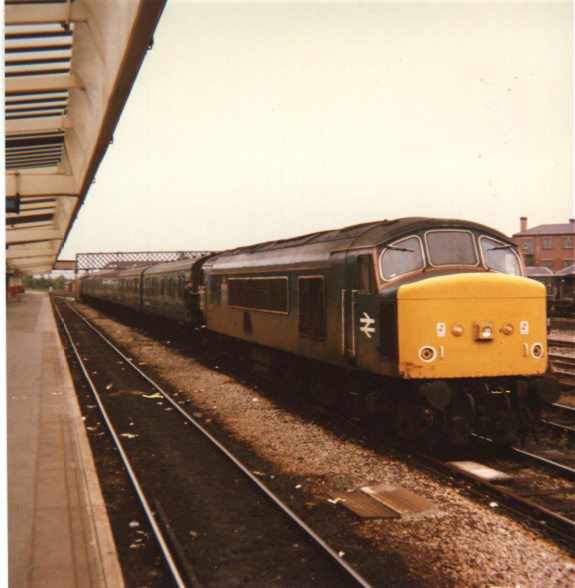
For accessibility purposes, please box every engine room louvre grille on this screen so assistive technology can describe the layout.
[298,277,326,340]
[228,277,288,312]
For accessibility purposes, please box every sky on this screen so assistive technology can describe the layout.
[60,0,574,259]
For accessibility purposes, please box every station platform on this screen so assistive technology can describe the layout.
[7,292,124,588]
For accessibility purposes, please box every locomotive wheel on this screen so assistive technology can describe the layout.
[394,399,437,444]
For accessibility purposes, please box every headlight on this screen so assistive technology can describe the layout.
[531,343,544,359]
[474,321,494,341]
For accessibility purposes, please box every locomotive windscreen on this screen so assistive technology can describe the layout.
[426,230,478,266]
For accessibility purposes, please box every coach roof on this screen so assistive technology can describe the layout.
[143,259,196,275]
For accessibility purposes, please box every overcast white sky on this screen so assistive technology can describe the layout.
[60,1,574,258]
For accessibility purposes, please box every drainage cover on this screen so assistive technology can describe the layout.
[336,490,400,519]
[360,484,434,515]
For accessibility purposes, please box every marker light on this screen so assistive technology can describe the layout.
[451,324,464,337]
[501,323,514,336]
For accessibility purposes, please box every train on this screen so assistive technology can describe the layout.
[78,217,560,445]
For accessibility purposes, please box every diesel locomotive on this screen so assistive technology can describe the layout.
[79,217,560,445]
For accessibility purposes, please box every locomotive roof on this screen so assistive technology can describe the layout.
[206,217,513,273]
[222,217,510,255]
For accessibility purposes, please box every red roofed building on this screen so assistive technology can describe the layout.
[512,217,575,271]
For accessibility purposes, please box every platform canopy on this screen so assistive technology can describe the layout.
[5,0,167,274]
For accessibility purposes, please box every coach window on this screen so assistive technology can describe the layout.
[479,236,521,275]
[379,236,424,280]
[425,230,478,267]
[298,277,326,340]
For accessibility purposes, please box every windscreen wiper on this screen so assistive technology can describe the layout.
[488,244,514,251]
[386,245,414,252]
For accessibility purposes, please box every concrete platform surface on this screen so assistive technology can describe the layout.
[7,292,124,588]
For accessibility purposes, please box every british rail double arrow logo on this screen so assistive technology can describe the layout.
[359,312,376,338]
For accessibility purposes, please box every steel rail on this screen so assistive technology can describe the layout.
[63,300,373,588]
[553,402,575,414]
[543,403,575,435]
[474,429,575,483]
[548,338,575,350]
[541,419,575,434]
[436,456,575,533]
[53,302,189,588]
[542,403,575,435]
[549,354,575,366]
[511,446,575,482]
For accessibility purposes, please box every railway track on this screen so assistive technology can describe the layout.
[543,403,575,435]
[421,442,575,546]
[549,352,575,389]
[53,298,372,588]
[548,336,575,350]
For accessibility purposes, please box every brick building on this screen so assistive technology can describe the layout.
[512,217,575,272]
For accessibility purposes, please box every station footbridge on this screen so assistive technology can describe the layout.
[5,0,167,275]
